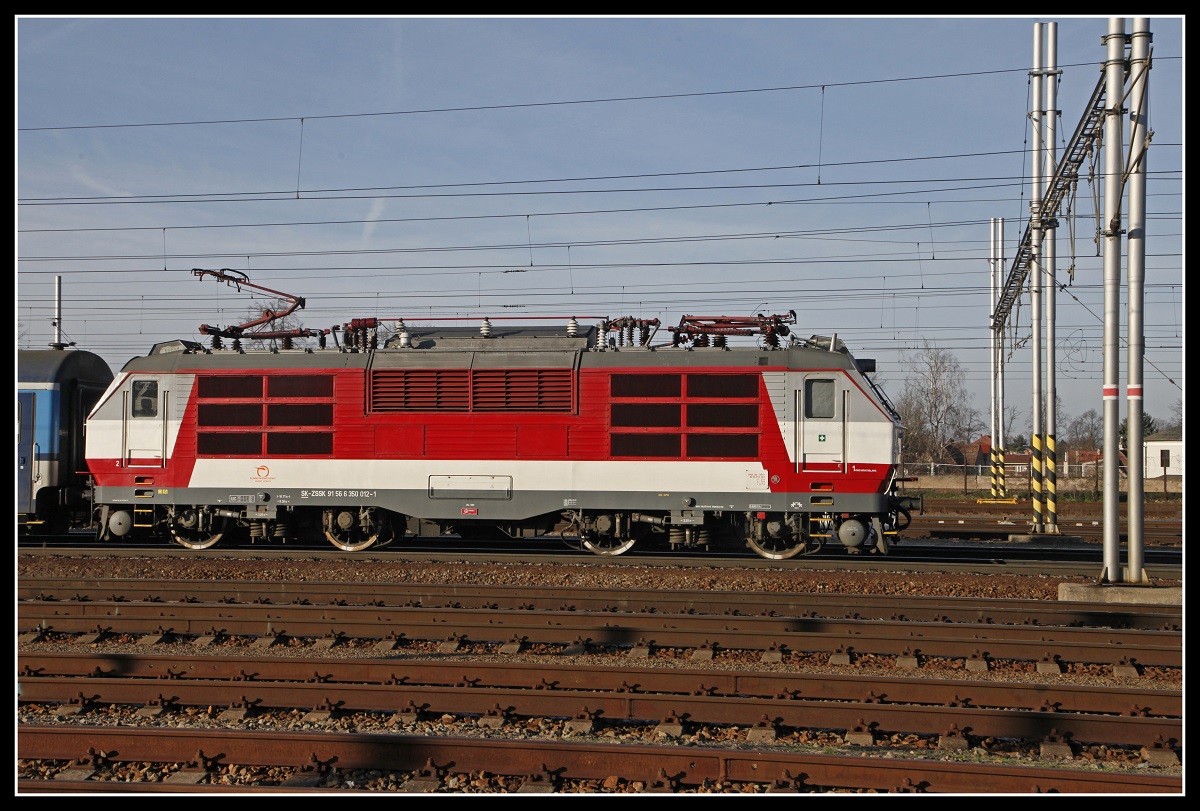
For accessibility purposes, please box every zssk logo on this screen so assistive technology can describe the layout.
[253,465,274,482]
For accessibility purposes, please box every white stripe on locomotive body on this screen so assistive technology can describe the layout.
[186,458,777,493]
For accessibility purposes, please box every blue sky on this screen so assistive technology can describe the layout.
[16,16,1184,434]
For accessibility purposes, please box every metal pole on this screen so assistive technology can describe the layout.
[992,218,1008,498]
[56,276,63,346]
[1125,18,1151,583]
[1101,17,1126,583]
[989,218,998,497]
[1043,22,1060,534]
[1029,24,1045,534]
[51,275,65,350]
[996,218,1006,497]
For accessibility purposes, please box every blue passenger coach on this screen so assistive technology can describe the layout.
[18,349,114,533]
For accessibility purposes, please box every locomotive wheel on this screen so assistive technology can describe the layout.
[581,534,637,556]
[746,534,807,560]
[324,509,383,552]
[325,527,380,552]
[170,511,228,550]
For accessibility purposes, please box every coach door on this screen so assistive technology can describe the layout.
[18,391,36,512]
[796,376,846,473]
[123,377,167,467]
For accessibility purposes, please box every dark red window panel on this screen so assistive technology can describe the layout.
[686,403,759,428]
[687,433,759,458]
[611,433,681,457]
[687,373,758,398]
[197,375,263,399]
[198,403,262,427]
[611,403,682,427]
[611,374,682,398]
[267,432,333,455]
[267,403,334,427]
[197,432,262,456]
[267,375,334,398]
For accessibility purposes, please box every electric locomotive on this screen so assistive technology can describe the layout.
[83,309,920,559]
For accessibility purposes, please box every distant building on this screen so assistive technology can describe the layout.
[1144,427,1183,477]
[929,431,1180,480]
[947,437,989,466]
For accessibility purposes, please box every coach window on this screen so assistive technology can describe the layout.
[804,379,835,419]
[131,380,158,418]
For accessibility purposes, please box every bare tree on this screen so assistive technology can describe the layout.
[1066,408,1103,450]
[1023,394,1070,441]
[1165,398,1182,431]
[238,297,312,350]
[1051,395,1071,436]
[1062,408,1103,477]
[1002,404,1022,448]
[894,339,979,463]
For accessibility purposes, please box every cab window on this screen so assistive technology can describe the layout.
[804,379,835,419]
[131,380,158,418]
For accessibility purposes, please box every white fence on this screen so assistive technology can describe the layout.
[899,463,1179,493]
[906,463,1171,479]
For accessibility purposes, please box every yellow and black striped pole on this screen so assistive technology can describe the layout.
[990,446,1007,498]
[1031,434,1045,533]
[1044,434,1057,533]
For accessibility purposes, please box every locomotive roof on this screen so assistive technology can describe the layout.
[118,336,868,375]
[387,324,596,351]
[17,349,114,386]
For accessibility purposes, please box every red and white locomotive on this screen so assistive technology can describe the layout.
[85,301,920,559]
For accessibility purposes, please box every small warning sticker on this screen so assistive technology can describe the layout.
[745,471,768,490]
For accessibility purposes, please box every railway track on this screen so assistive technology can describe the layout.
[17,535,1183,794]
[16,576,1184,629]
[16,540,1184,582]
[907,515,1180,546]
[18,650,1183,750]
[907,498,1180,542]
[18,725,1182,794]
[16,582,1184,668]
[17,573,1183,793]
